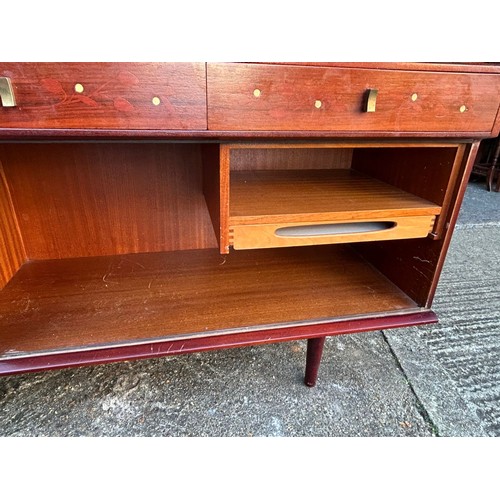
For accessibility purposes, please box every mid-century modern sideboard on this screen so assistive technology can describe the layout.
[1,62,499,386]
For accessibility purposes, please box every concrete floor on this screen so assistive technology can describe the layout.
[0,179,499,436]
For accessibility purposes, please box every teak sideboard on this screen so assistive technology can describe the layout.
[1,62,499,386]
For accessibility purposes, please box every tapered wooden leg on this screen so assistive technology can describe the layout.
[304,336,326,387]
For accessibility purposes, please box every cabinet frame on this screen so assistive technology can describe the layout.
[0,61,496,386]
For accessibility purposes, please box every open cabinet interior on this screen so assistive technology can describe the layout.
[211,143,464,252]
[0,140,468,360]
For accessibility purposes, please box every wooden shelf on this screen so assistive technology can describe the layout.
[229,169,441,225]
[0,246,419,359]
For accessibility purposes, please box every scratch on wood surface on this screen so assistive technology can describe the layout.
[4,348,23,355]
[412,266,428,279]
[413,256,432,264]
[118,257,146,269]
[22,297,32,313]
[102,273,118,285]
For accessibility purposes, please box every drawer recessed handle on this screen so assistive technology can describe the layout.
[275,222,395,238]
[0,77,16,107]
[365,88,378,113]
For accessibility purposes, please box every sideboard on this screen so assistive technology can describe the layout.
[1,62,499,386]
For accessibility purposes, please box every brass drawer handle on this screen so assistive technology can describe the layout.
[275,222,395,238]
[365,88,378,113]
[0,77,16,107]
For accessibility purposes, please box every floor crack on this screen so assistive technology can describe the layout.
[381,330,440,437]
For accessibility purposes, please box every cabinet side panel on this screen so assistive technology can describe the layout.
[351,147,458,206]
[0,161,26,289]
[2,143,218,260]
[201,144,222,250]
[352,146,465,238]
[353,143,477,306]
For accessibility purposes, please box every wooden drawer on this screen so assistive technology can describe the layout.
[226,168,442,251]
[230,216,437,250]
[0,63,207,130]
[207,63,500,135]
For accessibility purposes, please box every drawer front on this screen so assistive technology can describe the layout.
[230,216,436,250]
[0,63,207,130]
[207,63,500,134]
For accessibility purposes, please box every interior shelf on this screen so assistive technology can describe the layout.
[0,246,420,359]
[229,169,441,224]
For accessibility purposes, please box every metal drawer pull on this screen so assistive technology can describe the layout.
[275,222,395,238]
[0,77,16,107]
[365,88,378,112]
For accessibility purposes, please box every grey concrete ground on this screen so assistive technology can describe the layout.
[387,179,500,437]
[0,179,498,437]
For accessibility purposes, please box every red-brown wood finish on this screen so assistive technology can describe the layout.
[0,162,26,289]
[229,147,352,171]
[263,62,500,74]
[355,142,479,307]
[351,145,465,238]
[0,310,437,376]
[0,63,207,130]
[0,246,420,357]
[0,143,218,260]
[207,63,500,135]
[0,62,497,385]
[305,337,327,387]
[202,144,223,249]
[2,129,500,140]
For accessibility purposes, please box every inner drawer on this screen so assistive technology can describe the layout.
[228,169,440,249]
[229,216,436,250]
[210,143,464,253]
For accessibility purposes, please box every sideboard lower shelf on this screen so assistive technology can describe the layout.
[0,245,421,362]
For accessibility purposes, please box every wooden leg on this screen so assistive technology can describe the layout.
[486,166,494,191]
[304,336,326,387]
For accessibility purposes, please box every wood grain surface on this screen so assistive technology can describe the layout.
[0,63,207,130]
[1,143,218,260]
[229,216,436,250]
[0,162,26,289]
[229,170,441,225]
[230,147,352,170]
[0,62,489,380]
[0,310,438,375]
[207,63,500,134]
[351,146,465,238]
[355,142,479,307]
[0,246,418,358]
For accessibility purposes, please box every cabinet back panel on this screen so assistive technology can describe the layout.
[0,143,217,260]
[230,148,352,171]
